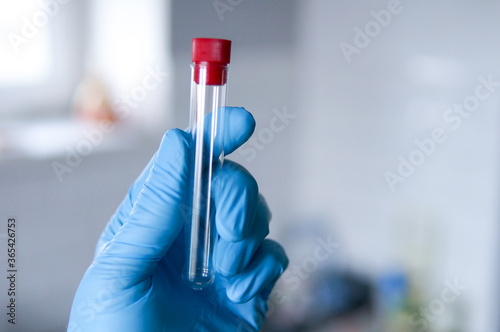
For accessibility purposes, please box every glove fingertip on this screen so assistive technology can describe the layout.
[227,283,250,304]
[224,107,255,155]
[226,240,289,304]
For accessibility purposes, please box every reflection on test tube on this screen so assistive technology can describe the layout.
[183,38,231,290]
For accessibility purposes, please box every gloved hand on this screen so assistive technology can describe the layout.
[67,107,288,332]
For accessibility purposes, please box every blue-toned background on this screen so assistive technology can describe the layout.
[1,1,499,331]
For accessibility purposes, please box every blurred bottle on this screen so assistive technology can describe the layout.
[72,72,116,123]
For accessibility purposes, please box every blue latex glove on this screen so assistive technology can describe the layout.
[68,107,288,332]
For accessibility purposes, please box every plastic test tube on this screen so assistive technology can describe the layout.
[183,38,232,290]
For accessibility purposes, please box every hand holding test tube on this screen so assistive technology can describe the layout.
[68,38,288,331]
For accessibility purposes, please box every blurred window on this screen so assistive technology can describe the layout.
[0,0,85,118]
[0,0,52,86]
[0,0,170,125]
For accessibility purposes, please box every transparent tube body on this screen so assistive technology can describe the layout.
[183,64,227,290]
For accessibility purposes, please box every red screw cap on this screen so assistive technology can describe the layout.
[192,38,232,85]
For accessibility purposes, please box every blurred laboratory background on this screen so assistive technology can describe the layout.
[1,0,500,331]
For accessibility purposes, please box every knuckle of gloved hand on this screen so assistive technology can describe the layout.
[153,129,191,172]
[161,129,191,153]
[227,163,258,199]
[262,239,289,273]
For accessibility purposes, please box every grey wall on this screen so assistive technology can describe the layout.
[290,1,500,331]
[170,0,299,232]
[0,148,154,331]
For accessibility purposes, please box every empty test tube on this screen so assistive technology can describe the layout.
[183,38,231,290]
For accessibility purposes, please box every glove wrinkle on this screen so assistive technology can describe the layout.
[68,109,288,332]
